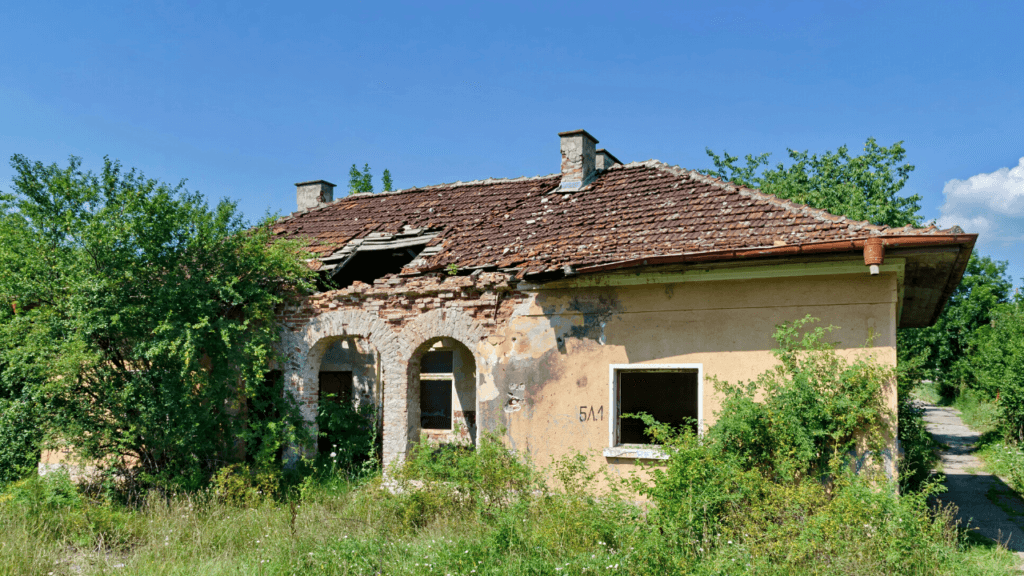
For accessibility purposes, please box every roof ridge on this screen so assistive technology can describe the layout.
[274,172,561,224]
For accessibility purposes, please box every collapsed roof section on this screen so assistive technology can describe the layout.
[273,134,976,328]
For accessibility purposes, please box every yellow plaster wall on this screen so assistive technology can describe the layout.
[475,271,899,480]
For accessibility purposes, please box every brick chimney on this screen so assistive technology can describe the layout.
[295,180,335,211]
[559,129,599,190]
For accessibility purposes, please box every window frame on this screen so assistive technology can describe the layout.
[605,363,703,459]
[419,349,455,431]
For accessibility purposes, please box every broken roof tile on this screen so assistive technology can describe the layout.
[271,161,970,277]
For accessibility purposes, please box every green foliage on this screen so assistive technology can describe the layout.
[627,416,753,549]
[703,138,922,228]
[971,299,1024,441]
[0,397,42,485]
[210,463,281,507]
[897,396,941,492]
[0,440,1016,574]
[898,254,1013,394]
[397,432,535,518]
[709,316,892,481]
[975,439,1024,493]
[0,155,316,491]
[315,395,379,474]
[3,470,83,511]
[347,163,394,195]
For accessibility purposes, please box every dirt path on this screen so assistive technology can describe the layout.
[921,401,1024,552]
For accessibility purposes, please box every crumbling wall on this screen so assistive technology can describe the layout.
[276,272,528,465]
[277,269,900,480]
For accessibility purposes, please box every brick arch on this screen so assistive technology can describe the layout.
[400,308,489,446]
[279,309,413,465]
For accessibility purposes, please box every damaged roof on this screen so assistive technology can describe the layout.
[272,159,976,327]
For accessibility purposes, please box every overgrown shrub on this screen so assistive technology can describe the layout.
[897,396,940,492]
[1,471,140,553]
[710,316,893,482]
[971,300,1024,441]
[315,395,379,475]
[398,432,536,516]
[0,397,42,485]
[0,155,316,493]
[210,463,281,507]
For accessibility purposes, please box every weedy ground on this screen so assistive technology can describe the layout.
[0,446,1017,576]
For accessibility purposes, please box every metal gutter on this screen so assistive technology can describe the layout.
[573,234,978,275]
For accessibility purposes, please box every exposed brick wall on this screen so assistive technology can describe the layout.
[276,271,529,466]
[278,271,522,334]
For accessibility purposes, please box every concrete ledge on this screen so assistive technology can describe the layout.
[602,446,670,460]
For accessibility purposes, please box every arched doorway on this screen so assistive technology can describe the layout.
[409,337,478,446]
[316,337,381,456]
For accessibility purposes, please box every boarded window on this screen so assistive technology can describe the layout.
[618,370,699,445]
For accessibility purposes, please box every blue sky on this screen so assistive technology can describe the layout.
[2,0,1022,286]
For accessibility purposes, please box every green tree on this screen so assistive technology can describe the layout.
[897,254,1013,394]
[347,164,394,195]
[970,297,1024,440]
[0,155,316,489]
[703,138,922,228]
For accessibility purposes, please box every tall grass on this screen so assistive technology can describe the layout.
[0,444,1018,576]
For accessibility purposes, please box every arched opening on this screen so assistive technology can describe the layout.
[315,336,381,459]
[409,337,477,446]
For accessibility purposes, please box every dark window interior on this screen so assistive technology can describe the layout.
[619,370,698,444]
[421,350,454,374]
[318,371,353,453]
[329,248,423,289]
[420,378,452,429]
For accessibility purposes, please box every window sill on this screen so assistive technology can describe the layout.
[602,446,670,460]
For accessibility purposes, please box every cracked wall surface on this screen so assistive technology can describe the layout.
[276,269,899,478]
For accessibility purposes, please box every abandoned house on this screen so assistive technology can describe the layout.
[271,129,976,478]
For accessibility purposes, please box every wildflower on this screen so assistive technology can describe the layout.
[330,452,337,458]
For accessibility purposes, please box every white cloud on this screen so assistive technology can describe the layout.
[937,157,1024,246]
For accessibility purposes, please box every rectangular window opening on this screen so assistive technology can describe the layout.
[616,368,699,446]
[420,377,453,430]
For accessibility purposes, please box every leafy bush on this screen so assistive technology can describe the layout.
[897,396,940,492]
[626,416,754,552]
[0,397,42,485]
[710,316,893,482]
[971,300,1024,441]
[398,432,536,516]
[0,155,316,493]
[315,394,379,475]
[210,463,281,507]
[3,470,83,512]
